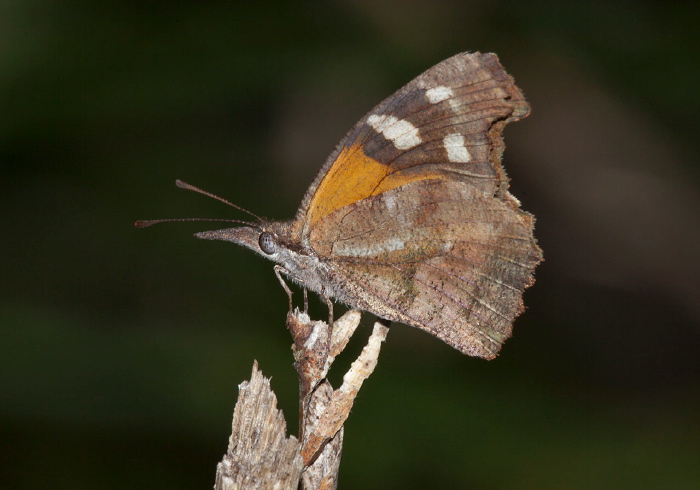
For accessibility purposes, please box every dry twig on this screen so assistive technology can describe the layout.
[214,309,390,489]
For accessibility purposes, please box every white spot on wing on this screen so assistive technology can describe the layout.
[334,236,406,258]
[367,114,422,150]
[443,133,471,163]
[383,237,406,253]
[425,86,454,104]
[384,193,399,214]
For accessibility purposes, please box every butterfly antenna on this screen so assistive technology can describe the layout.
[175,179,262,222]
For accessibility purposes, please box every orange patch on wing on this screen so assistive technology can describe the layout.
[308,144,443,227]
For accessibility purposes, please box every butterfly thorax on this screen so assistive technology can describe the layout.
[265,220,355,301]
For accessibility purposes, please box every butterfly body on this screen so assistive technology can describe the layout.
[196,52,542,359]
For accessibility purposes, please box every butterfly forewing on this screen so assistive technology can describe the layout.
[296,52,529,237]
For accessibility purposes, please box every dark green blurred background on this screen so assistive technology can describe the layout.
[2,1,699,488]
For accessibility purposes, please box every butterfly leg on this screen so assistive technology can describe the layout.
[303,288,309,314]
[273,265,294,312]
[322,292,334,329]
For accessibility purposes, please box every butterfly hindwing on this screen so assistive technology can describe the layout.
[309,179,540,358]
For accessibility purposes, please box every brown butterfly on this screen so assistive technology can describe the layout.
[138,52,542,359]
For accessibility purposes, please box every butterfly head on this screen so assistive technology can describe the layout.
[194,220,296,262]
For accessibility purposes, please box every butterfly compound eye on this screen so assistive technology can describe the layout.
[259,231,276,255]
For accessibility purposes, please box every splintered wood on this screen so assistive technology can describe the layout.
[214,361,303,490]
[298,314,390,464]
[214,310,389,489]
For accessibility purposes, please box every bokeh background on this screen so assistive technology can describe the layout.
[2,1,699,488]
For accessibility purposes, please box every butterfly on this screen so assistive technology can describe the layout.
[138,52,542,359]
